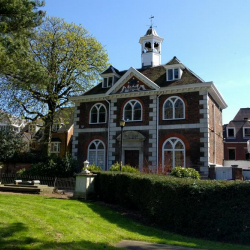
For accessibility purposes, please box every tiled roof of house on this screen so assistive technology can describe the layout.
[101,65,120,75]
[233,108,250,121]
[83,57,204,96]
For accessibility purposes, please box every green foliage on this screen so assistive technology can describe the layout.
[0,0,45,75]
[95,172,250,244]
[109,162,139,173]
[16,168,26,176]
[0,130,27,162]
[25,153,78,177]
[170,167,200,179]
[87,164,102,172]
[0,16,109,156]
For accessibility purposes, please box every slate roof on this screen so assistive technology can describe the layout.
[233,108,250,121]
[83,57,203,96]
[101,65,120,75]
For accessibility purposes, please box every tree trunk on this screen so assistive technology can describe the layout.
[40,115,53,157]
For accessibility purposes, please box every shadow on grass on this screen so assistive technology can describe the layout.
[0,222,118,249]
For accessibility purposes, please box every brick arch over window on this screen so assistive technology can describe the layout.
[122,99,143,122]
[159,133,190,170]
[89,103,107,124]
[163,96,185,120]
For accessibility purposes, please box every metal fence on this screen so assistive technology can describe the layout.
[1,174,76,191]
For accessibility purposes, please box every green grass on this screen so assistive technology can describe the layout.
[0,194,248,250]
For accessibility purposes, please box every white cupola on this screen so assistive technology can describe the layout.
[139,26,164,68]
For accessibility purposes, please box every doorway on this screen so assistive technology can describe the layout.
[125,150,139,168]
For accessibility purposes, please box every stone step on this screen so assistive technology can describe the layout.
[4,184,39,188]
[0,185,40,193]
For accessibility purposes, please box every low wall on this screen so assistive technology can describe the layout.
[224,160,250,169]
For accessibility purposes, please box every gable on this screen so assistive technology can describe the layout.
[107,67,160,95]
[117,76,152,94]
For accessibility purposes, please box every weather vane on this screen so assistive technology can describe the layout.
[149,15,157,28]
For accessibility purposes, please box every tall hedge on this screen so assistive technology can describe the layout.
[94,172,250,245]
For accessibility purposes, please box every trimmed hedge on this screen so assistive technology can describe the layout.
[94,172,250,245]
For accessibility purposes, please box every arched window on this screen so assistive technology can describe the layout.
[89,103,107,124]
[162,137,185,169]
[88,140,105,170]
[163,96,185,120]
[124,100,142,122]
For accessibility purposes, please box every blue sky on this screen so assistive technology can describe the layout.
[42,0,250,124]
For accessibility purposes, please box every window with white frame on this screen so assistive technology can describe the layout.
[124,100,142,122]
[51,142,60,153]
[162,137,185,169]
[243,127,250,138]
[103,77,113,88]
[163,96,185,120]
[167,68,179,81]
[88,140,105,170]
[89,103,107,124]
[227,127,235,138]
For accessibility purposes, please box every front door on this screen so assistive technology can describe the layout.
[125,150,139,168]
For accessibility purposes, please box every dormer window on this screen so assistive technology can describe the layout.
[243,127,250,138]
[167,68,179,81]
[227,127,235,138]
[103,77,113,88]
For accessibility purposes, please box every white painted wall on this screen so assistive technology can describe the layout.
[224,160,250,169]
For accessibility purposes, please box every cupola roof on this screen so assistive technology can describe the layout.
[145,26,158,36]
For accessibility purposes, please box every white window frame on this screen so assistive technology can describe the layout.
[123,100,142,122]
[88,140,105,170]
[167,68,180,81]
[51,142,61,153]
[163,96,185,120]
[162,137,185,169]
[102,76,113,88]
[227,127,235,139]
[243,127,250,139]
[89,103,107,124]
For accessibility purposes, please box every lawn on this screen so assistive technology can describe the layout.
[0,193,248,250]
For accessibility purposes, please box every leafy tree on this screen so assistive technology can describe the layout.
[0,0,45,75]
[1,17,109,156]
[0,129,27,162]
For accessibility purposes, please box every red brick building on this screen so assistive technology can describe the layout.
[71,27,227,176]
[223,108,250,168]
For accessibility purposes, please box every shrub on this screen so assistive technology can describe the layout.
[25,153,78,177]
[94,172,250,245]
[109,162,139,173]
[87,164,102,172]
[170,167,200,179]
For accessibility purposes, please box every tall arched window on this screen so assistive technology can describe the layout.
[163,96,185,120]
[89,103,107,124]
[124,100,142,122]
[162,137,185,169]
[88,140,105,170]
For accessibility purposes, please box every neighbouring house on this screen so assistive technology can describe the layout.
[223,108,250,169]
[22,107,74,157]
[0,110,26,133]
[70,26,227,177]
